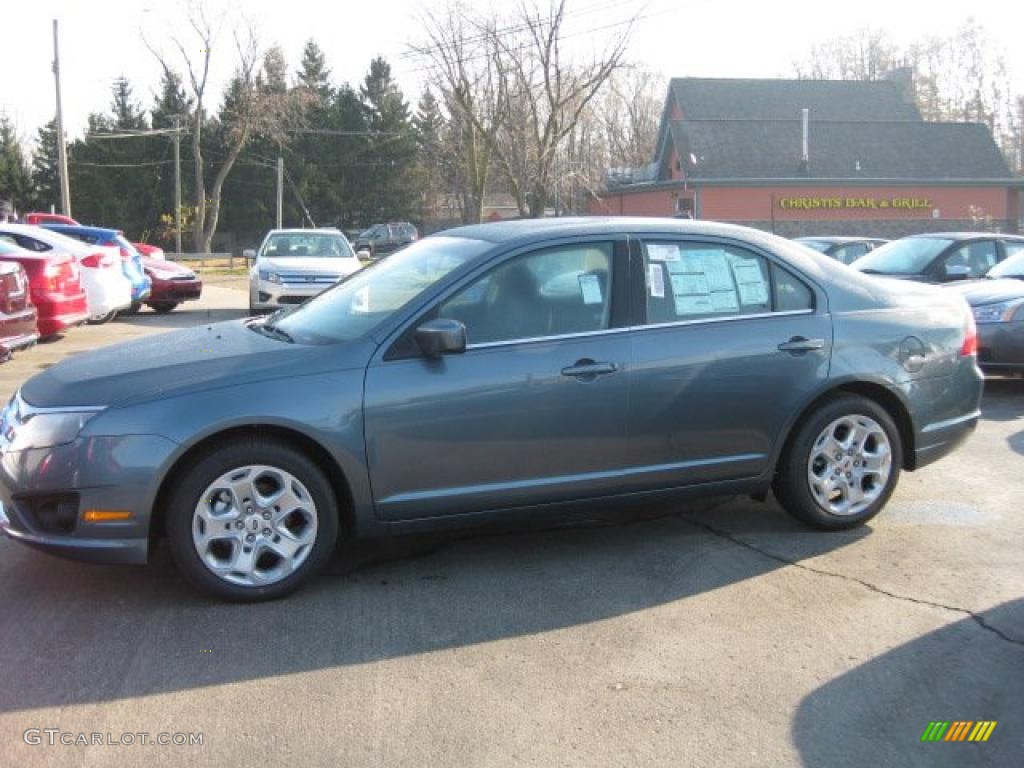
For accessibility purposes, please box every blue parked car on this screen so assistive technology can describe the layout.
[41,224,152,306]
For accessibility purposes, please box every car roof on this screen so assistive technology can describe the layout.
[43,223,121,238]
[0,222,93,254]
[441,216,811,248]
[906,232,1024,241]
[265,228,342,235]
[794,236,884,244]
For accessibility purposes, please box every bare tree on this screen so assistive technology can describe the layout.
[793,28,900,81]
[145,4,309,251]
[412,0,632,221]
[601,66,663,169]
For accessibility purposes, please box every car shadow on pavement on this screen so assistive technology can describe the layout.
[0,495,869,713]
[792,598,1024,768]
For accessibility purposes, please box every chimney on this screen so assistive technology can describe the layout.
[800,108,810,174]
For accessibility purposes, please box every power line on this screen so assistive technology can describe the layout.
[71,159,174,168]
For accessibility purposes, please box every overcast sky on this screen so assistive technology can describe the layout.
[5,0,1023,144]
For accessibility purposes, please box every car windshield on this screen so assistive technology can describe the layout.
[796,240,832,253]
[270,235,490,344]
[262,232,355,259]
[853,237,954,275]
[987,250,1024,279]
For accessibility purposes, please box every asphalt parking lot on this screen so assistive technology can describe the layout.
[0,281,1021,767]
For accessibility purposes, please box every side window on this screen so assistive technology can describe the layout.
[14,235,49,252]
[945,241,998,277]
[834,243,868,265]
[1003,241,1024,259]
[642,241,775,324]
[439,242,614,345]
[772,264,814,311]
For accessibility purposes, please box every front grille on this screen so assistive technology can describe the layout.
[278,274,338,284]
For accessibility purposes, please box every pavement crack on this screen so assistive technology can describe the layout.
[680,515,1024,649]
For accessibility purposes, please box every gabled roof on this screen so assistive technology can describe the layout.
[669,77,922,122]
[670,119,1013,181]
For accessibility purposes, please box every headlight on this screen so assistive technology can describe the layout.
[972,299,1024,324]
[259,270,282,284]
[0,392,103,451]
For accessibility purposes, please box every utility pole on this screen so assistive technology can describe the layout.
[52,19,71,218]
[276,155,284,229]
[172,115,182,255]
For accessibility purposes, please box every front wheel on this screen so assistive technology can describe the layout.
[773,395,902,530]
[165,438,339,601]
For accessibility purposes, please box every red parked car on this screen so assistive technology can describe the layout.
[0,239,89,338]
[136,256,203,312]
[22,212,78,226]
[0,261,39,361]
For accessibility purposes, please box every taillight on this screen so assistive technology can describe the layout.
[81,251,116,268]
[960,311,978,357]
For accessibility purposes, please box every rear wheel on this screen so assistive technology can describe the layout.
[148,301,179,313]
[773,395,902,530]
[121,301,142,315]
[87,310,117,325]
[165,438,339,601]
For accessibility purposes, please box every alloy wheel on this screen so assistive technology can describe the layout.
[192,464,319,586]
[806,414,892,516]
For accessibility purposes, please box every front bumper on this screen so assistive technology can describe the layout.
[0,433,179,565]
[251,278,332,310]
[150,277,203,304]
[977,320,1024,372]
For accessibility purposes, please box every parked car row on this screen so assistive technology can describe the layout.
[795,231,1024,374]
[0,214,203,361]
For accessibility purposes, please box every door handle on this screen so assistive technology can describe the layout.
[561,360,618,379]
[777,336,825,353]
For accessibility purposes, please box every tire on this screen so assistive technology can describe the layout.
[773,394,902,530]
[165,438,339,601]
[148,301,179,314]
[121,301,141,315]
[86,310,117,325]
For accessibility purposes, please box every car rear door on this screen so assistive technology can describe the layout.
[624,235,832,490]
[363,237,632,521]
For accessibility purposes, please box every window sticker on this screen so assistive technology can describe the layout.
[731,260,769,306]
[670,273,709,296]
[647,244,680,262]
[578,273,603,305]
[709,290,740,312]
[648,263,665,298]
[674,294,715,315]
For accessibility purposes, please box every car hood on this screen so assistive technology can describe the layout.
[258,256,360,276]
[944,278,1024,306]
[19,319,370,409]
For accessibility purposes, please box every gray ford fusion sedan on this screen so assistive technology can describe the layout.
[0,218,983,601]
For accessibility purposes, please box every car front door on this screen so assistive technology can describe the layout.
[363,238,632,521]
[624,237,832,490]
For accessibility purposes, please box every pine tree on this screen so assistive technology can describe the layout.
[359,57,417,223]
[29,119,61,212]
[111,76,148,129]
[297,40,332,101]
[412,89,446,224]
[0,117,32,212]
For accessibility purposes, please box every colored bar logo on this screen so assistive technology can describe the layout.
[921,721,997,742]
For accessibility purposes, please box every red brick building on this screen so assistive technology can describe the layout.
[588,76,1022,237]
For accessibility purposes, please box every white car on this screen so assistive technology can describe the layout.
[0,224,132,323]
[245,228,362,315]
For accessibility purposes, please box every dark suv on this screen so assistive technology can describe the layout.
[353,222,418,260]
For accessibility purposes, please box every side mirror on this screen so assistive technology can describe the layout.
[944,264,971,281]
[415,318,466,358]
[243,249,256,262]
